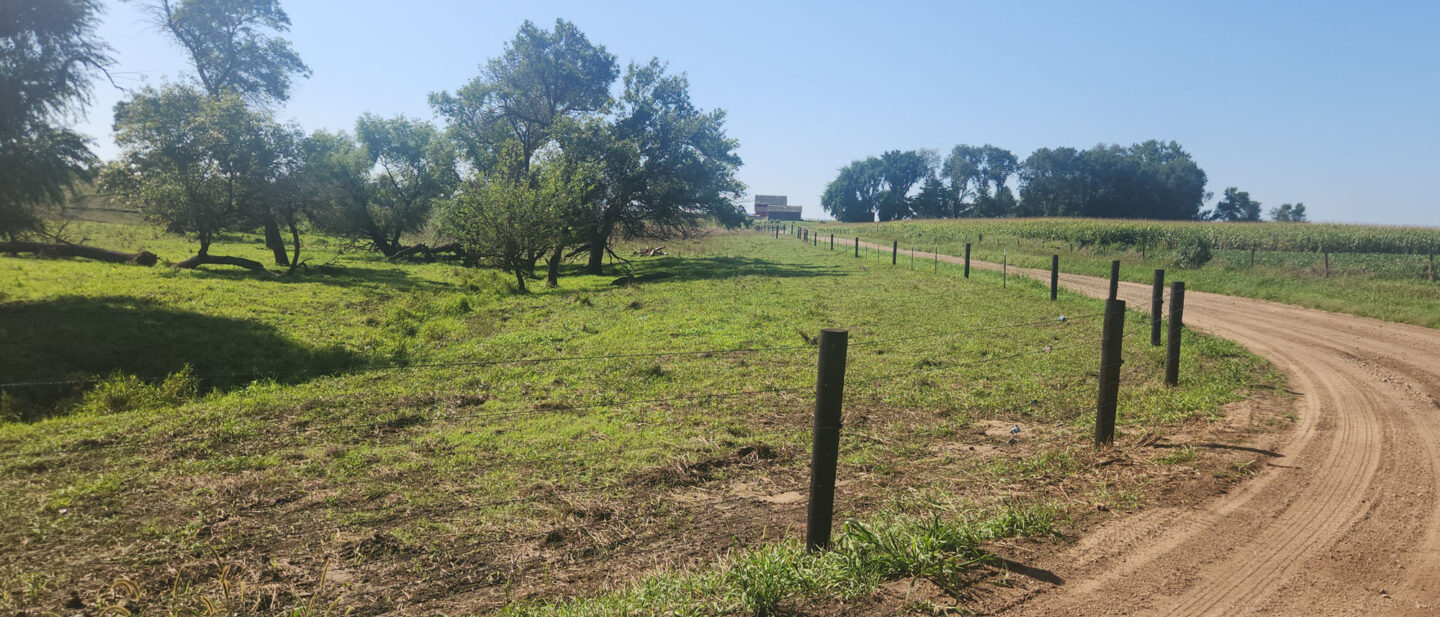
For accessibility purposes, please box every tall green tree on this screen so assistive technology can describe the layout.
[572,60,744,274]
[1209,186,1261,222]
[1270,202,1308,222]
[153,0,309,103]
[347,114,458,257]
[432,18,619,278]
[152,0,310,265]
[0,0,112,240]
[875,149,928,221]
[944,144,1018,217]
[430,18,617,171]
[1017,141,1207,220]
[440,143,597,291]
[105,84,287,272]
[820,157,884,222]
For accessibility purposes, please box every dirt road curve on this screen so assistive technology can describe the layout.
[852,239,1440,616]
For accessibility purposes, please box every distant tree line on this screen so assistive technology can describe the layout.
[822,142,1306,223]
[2,1,744,288]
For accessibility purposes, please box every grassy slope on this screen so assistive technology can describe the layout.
[813,220,1440,329]
[1,223,1278,615]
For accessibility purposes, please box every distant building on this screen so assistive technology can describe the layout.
[754,195,802,220]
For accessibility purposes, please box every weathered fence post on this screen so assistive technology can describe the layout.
[1003,250,1008,288]
[1095,299,1126,446]
[1430,253,1436,282]
[964,243,971,278]
[1165,282,1186,386]
[807,328,848,551]
[830,234,834,250]
[892,241,898,265]
[933,245,938,273]
[1050,255,1059,301]
[910,248,914,270]
[775,225,780,239]
[855,238,859,258]
[1151,269,1165,347]
[1108,260,1121,302]
[1249,246,1256,268]
[1323,252,1330,278]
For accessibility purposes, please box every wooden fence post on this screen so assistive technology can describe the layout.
[1095,299,1126,446]
[964,243,971,278]
[1165,282,1186,386]
[855,238,859,258]
[830,234,834,250]
[1108,260,1121,303]
[1151,269,1165,347]
[1050,255,1059,301]
[892,241,897,265]
[807,329,848,551]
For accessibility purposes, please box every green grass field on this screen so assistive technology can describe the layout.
[1,222,1280,615]
[812,219,1440,328]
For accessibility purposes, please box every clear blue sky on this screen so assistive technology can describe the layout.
[79,0,1439,225]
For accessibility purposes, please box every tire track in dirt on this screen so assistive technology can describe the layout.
[841,238,1440,615]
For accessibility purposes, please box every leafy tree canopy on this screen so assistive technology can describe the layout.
[153,0,310,103]
[0,0,111,238]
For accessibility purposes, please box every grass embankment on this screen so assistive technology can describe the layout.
[1,222,1279,615]
[812,219,1440,328]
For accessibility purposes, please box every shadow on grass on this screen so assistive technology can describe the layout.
[613,255,845,285]
[0,295,358,420]
[190,260,459,293]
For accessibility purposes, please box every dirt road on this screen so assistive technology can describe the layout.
[850,238,1440,616]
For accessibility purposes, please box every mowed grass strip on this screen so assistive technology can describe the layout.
[0,223,1276,614]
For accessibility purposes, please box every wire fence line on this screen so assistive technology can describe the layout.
[0,311,1098,391]
[0,323,1103,462]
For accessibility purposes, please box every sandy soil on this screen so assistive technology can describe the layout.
[855,238,1440,616]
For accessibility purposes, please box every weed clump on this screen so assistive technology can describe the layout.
[79,366,199,414]
[1171,237,1213,269]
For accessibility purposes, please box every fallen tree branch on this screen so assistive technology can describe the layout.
[174,253,274,275]
[0,241,158,266]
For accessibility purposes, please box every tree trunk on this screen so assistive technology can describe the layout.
[262,214,290,266]
[0,242,158,266]
[512,267,528,292]
[287,222,303,274]
[586,226,611,275]
[546,245,563,287]
[175,253,273,274]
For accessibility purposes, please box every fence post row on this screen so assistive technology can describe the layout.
[964,243,971,278]
[1165,282,1186,386]
[1108,260,1121,303]
[1050,255,1059,301]
[1150,269,1165,347]
[1094,299,1126,446]
[891,241,898,265]
[807,329,849,551]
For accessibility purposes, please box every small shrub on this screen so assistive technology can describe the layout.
[1172,237,1213,269]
